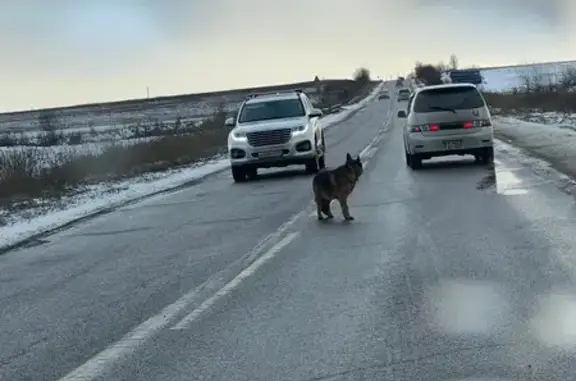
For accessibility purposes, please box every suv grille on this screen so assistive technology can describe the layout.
[247,129,292,147]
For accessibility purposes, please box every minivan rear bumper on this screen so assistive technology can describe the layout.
[406,130,493,155]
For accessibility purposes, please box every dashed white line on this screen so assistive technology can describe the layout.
[57,94,393,381]
[58,230,300,381]
[171,231,300,330]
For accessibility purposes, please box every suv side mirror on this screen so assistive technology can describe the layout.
[309,108,323,118]
[397,110,407,118]
[224,117,235,126]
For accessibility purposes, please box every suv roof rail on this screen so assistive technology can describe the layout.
[247,89,303,99]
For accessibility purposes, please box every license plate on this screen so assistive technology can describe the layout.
[443,140,462,150]
[258,151,282,158]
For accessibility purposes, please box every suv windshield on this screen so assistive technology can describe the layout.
[414,87,485,112]
[238,99,305,123]
[399,89,409,94]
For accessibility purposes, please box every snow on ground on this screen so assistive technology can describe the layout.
[0,82,383,251]
[494,116,576,179]
[502,112,576,130]
[0,158,229,250]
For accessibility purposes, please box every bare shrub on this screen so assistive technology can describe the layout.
[414,62,443,85]
[0,117,231,208]
[37,110,65,146]
[449,54,459,70]
[353,67,371,85]
[483,66,576,114]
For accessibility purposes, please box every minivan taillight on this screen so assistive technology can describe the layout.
[471,119,492,127]
[410,124,440,132]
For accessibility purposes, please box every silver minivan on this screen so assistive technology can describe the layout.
[397,83,494,169]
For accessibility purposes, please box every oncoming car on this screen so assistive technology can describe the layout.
[226,90,326,182]
[397,88,411,101]
[378,89,390,100]
[397,83,494,169]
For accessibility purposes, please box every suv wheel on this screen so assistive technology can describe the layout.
[231,166,247,182]
[318,135,326,169]
[245,166,258,180]
[305,157,320,173]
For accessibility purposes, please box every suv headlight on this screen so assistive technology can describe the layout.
[291,125,308,135]
[231,130,247,140]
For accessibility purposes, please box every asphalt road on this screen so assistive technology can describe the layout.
[3,83,576,380]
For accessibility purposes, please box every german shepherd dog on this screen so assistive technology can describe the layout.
[313,153,363,221]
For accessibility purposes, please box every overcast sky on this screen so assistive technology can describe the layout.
[0,0,574,111]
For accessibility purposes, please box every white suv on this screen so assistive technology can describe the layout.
[225,90,326,182]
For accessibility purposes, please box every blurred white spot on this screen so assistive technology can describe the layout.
[496,169,529,195]
[529,291,576,350]
[424,279,510,336]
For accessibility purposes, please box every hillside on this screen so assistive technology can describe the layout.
[0,79,374,133]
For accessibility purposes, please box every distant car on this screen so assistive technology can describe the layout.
[397,88,411,101]
[226,90,326,182]
[378,90,390,100]
[397,83,494,169]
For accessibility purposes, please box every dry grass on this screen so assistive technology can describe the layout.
[483,91,576,114]
[409,58,576,114]
[0,79,376,212]
[0,120,230,209]
[482,68,576,114]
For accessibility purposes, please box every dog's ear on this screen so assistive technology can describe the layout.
[356,156,361,164]
[346,153,353,162]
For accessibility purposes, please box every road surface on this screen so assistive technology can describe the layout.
[2,83,576,380]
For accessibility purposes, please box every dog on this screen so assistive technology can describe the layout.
[312,153,363,221]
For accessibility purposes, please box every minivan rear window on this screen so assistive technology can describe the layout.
[413,87,485,113]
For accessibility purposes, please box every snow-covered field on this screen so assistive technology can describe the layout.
[481,60,576,92]
[0,84,376,170]
[0,85,323,134]
[0,82,384,250]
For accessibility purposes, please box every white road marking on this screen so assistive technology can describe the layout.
[58,226,302,381]
[58,95,393,381]
[308,109,394,218]
[171,232,300,330]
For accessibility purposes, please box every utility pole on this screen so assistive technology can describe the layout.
[146,87,150,98]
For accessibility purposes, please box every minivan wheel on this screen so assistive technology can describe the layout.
[231,166,247,182]
[480,147,494,165]
[410,154,422,170]
[404,150,411,166]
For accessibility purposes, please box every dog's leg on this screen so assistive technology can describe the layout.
[315,197,325,220]
[338,198,354,220]
[322,200,334,219]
